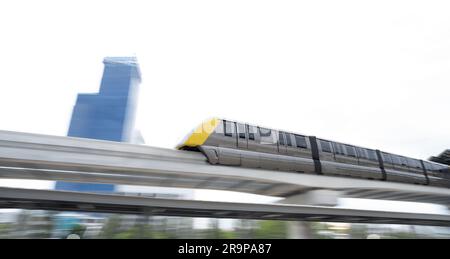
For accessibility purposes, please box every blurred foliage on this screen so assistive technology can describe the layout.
[100,215,122,239]
[99,215,177,239]
[0,223,12,238]
[114,226,175,239]
[1,209,449,239]
[194,219,237,239]
[310,222,334,239]
[11,210,53,239]
[70,224,86,237]
[253,220,288,239]
[348,224,368,239]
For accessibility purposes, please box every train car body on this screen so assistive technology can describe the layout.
[177,118,450,188]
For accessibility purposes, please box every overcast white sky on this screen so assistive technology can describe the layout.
[0,0,449,160]
[0,1,449,213]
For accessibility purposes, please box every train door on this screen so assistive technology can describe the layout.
[277,131,292,171]
[255,126,278,170]
[219,120,237,149]
[236,122,247,150]
[246,124,259,151]
[407,158,427,185]
[333,143,358,165]
[289,134,314,173]
[218,120,240,165]
[277,131,288,155]
[255,127,278,154]
[317,139,334,161]
[381,152,395,170]
[288,134,311,159]
[354,147,383,180]
[317,139,335,175]
[332,142,360,177]
[240,124,259,168]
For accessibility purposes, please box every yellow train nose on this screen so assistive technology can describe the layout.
[177,118,220,149]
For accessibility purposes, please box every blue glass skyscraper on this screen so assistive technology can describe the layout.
[55,57,142,192]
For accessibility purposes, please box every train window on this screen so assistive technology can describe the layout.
[356,147,368,159]
[366,149,378,161]
[424,162,434,171]
[430,162,445,172]
[278,132,285,145]
[333,142,345,155]
[407,158,421,169]
[237,123,246,139]
[386,154,400,164]
[258,127,276,144]
[382,153,393,164]
[345,145,357,157]
[416,160,422,169]
[406,158,414,168]
[223,120,234,137]
[294,134,307,148]
[425,162,446,172]
[400,156,409,167]
[435,164,448,172]
[320,140,332,153]
[286,133,293,147]
[391,155,402,165]
[247,125,256,140]
[258,127,271,137]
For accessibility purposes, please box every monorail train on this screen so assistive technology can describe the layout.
[177,118,450,188]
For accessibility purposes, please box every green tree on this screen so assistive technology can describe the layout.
[100,215,122,239]
[254,220,288,239]
[0,223,12,238]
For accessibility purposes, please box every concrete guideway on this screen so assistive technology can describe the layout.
[0,130,450,206]
[0,187,449,226]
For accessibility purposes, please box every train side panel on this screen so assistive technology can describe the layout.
[179,118,443,188]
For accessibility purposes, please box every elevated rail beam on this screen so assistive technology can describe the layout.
[0,130,450,205]
[0,187,449,226]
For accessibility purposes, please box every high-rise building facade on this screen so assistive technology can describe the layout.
[55,57,142,192]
